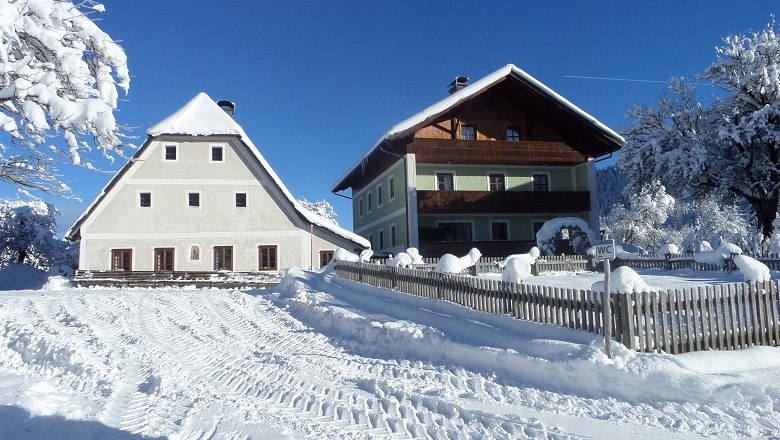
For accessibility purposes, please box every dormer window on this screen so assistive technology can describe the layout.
[460,125,476,140]
[507,127,521,142]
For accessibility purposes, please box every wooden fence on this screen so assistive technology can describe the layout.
[333,261,780,354]
[371,255,591,276]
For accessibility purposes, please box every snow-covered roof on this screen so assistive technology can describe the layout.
[146,92,243,137]
[332,64,625,192]
[68,93,369,249]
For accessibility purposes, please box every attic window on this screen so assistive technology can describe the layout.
[211,146,224,162]
[165,145,177,160]
[140,192,151,208]
[506,127,521,142]
[460,125,476,140]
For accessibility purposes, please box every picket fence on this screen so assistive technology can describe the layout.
[334,261,780,354]
[372,255,590,275]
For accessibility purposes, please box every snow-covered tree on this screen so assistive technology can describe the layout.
[0,199,76,271]
[0,0,130,196]
[602,181,675,252]
[620,20,780,241]
[297,198,338,225]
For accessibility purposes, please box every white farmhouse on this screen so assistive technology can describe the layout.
[66,93,369,273]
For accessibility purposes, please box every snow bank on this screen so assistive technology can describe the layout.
[590,266,658,294]
[733,255,771,282]
[333,248,359,263]
[0,265,50,290]
[615,244,643,260]
[386,253,413,268]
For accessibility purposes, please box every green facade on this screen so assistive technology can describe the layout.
[415,164,585,192]
[352,160,409,252]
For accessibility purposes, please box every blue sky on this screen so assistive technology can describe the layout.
[2,1,777,235]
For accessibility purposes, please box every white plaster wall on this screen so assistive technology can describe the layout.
[79,135,353,271]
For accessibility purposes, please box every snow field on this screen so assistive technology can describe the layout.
[0,268,778,438]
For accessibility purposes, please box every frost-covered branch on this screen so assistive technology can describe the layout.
[0,0,129,195]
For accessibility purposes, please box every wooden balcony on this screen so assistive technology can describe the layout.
[407,138,587,166]
[417,190,591,214]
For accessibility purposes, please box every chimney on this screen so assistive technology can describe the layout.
[217,100,236,117]
[448,76,469,94]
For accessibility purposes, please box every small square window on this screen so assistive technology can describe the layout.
[211,146,223,162]
[491,222,509,241]
[489,173,505,191]
[460,125,476,140]
[188,192,200,207]
[165,145,177,160]
[506,127,521,142]
[236,193,247,208]
[533,174,549,192]
[436,173,454,191]
[140,192,151,208]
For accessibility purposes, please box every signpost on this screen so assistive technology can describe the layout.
[594,239,615,359]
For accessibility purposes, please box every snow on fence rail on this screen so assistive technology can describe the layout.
[333,261,780,354]
[370,256,591,275]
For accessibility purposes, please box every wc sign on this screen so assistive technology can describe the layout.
[594,239,615,261]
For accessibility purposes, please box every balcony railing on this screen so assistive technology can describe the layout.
[407,138,587,166]
[417,190,591,214]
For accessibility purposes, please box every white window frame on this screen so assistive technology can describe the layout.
[489,220,510,241]
[378,229,385,250]
[210,145,225,163]
[367,192,373,213]
[388,176,396,201]
[389,223,397,247]
[186,190,202,209]
[358,197,364,218]
[487,171,507,192]
[163,144,178,162]
[368,233,374,249]
[377,184,383,208]
[434,170,456,191]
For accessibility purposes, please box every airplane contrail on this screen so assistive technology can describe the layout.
[563,75,713,86]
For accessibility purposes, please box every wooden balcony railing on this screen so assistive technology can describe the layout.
[407,138,587,166]
[417,190,591,214]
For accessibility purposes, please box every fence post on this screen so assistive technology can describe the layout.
[619,291,636,350]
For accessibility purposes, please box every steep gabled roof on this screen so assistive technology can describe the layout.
[332,64,624,192]
[67,93,369,249]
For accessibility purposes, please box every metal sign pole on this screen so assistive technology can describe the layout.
[603,258,613,359]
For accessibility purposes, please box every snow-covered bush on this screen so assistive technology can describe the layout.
[0,199,76,273]
[536,218,596,255]
[501,258,532,283]
[693,243,742,267]
[658,243,680,256]
[434,248,482,274]
[733,255,771,283]
[498,247,540,268]
[590,267,658,294]
[405,248,424,264]
[387,253,413,268]
[0,0,130,195]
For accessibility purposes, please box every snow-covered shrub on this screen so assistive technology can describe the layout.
[693,243,742,267]
[590,267,658,294]
[0,200,76,273]
[387,253,413,268]
[332,248,359,263]
[536,217,596,255]
[498,247,540,268]
[502,258,532,283]
[733,255,771,283]
[434,248,482,274]
[658,243,680,256]
[405,248,424,264]
[615,244,643,260]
